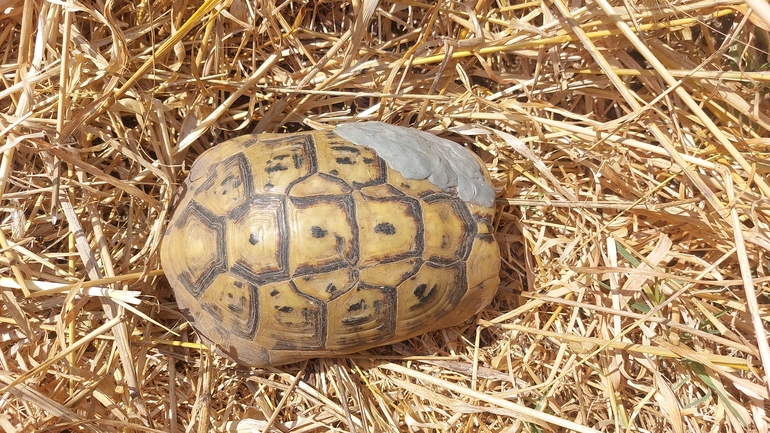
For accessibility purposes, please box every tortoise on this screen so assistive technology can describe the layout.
[160,121,500,367]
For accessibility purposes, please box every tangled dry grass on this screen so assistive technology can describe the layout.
[1,0,769,431]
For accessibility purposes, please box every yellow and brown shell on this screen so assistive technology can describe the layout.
[160,122,500,367]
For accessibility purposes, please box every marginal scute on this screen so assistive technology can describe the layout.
[473,208,496,241]
[466,236,502,293]
[160,122,501,367]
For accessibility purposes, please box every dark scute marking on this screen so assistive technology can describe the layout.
[311,226,327,238]
[241,136,262,148]
[422,193,455,204]
[270,289,280,296]
[451,198,478,260]
[266,163,288,173]
[273,154,289,160]
[227,296,245,314]
[234,281,243,288]
[478,233,495,242]
[332,146,361,154]
[232,252,291,285]
[293,153,304,169]
[249,232,259,245]
[374,222,396,235]
[446,262,468,307]
[304,134,320,171]
[335,234,345,253]
[220,175,242,194]
[255,134,319,197]
[326,283,337,294]
[201,303,223,321]
[277,306,293,313]
[350,157,388,190]
[335,157,354,165]
[473,213,495,240]
[411,284,438,310]
[229,283,260,339]
[473,213,493,224]
[341,284,397,343]
[348,299,365,312]
[362,184,404,199]
[363,157,374,164]
[301,307,315,323]
[293,260,349,278]
[342,315,372,327]
[329,169,339,175]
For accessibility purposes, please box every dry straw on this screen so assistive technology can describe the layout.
[1,0,769,431]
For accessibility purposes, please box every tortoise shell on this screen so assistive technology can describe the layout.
[160,122,500,367]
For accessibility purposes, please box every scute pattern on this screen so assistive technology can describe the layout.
[228,196,288,285]
[194,153,254,215]
[200,274,259,340]
[162,124,501,367]
[288,195,358,275]
[173,202,227,297]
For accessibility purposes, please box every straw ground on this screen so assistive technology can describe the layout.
[0,0,768,432]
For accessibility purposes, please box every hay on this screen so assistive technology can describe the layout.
[1,0,769,431]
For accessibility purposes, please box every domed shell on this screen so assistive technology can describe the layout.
[161,122,500,367]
